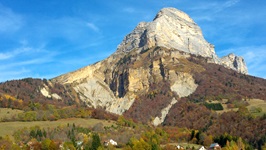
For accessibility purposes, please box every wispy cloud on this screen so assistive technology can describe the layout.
[0,47,31,60]
[0,44,58,81]
[224,0,240,8]
[214,0,240,12]
[86,22,100,32]
[123,7,136,13]
[0,3,24,33]
[188,0,240,12]
[0,53,11,60]
[188,0,241,23]
[32,17,102,43]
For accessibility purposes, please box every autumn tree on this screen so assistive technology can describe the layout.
[41,138,52,150]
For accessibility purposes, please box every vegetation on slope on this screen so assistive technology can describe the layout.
[187,55,266,102]
[0,78,78,108]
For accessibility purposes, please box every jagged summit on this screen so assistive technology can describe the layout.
[153,7,194,23]
[116,7,247,74]
[116,7,217,59]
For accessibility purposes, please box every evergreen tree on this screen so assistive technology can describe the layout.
[190,130,195,141]
[30,130,36,138]
[43,129,47,138]
[37,129,43,139]
[90,133,102,150]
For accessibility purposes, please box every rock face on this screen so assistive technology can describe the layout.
[170,72,198,97]
[152,98,178,126]
[116,7,247,73]
[221,53,248,74]
[52,7,249,125]
[116,8,217,60]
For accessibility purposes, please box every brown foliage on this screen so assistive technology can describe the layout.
[0,78,78,109]
[91,108,118,121]
[164,100,214,129]
[124,81,175,123]
[163,100,266,148]
[187,55,266,101]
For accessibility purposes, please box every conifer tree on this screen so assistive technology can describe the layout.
[90,133,102,150]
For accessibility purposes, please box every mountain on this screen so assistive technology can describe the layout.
[51,7,265,123]
[0,7,264,124]
[0,7,264,122]
[0,7,265,147]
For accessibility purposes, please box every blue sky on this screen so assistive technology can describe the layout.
[0,0,265,82]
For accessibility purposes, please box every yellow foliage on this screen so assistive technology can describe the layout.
[3,94,16,101]
[18,100,23,104]
[222,140,242,150]
[1,94,23,102]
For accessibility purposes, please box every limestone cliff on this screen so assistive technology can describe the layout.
[116,8,217,60]
[221,53,248,74]
[115,7,247,73]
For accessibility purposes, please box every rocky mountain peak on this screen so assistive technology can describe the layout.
[116,7,247,74]
[153,7,193,23]
[116,7,217,59]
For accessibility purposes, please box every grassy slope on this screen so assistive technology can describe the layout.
[0,108,24,120]
[247,99,266,116]
[0,118,115,139]
[208,99,266,116]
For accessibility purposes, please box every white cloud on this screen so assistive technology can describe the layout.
[86,22,100,32]
[0,4,24,33]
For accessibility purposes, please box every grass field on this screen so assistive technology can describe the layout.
[0,108,23,120]
[207,100,238,114]
[247,99,266,116]
[216,105,238,114]
[0,118,115,139]
[209,99,266,116]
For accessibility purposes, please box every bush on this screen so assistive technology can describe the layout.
[204,103,223,110]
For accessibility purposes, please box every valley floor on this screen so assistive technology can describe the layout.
[0,118,114,140]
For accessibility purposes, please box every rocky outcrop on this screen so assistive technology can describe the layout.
[153,98,178,126]
[40,87,62,100]
[170,72,198,97]
[221,53,248,74]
